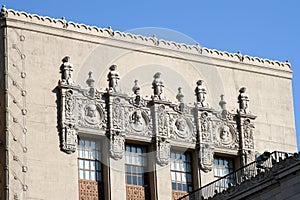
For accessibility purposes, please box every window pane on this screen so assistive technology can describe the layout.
[79,170,84,179]
[171,172,176,181]
[77,137,102,182]
[132,176,137,185]
[214,157,235,192]
[79,160,84,169]
[170,151,193,192]
[125,144,147,187]
[85,171,90,180]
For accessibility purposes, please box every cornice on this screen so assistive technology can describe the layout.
[1,6,292,72]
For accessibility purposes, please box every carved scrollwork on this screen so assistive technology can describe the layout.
[110,131,125,160]
[62,123,77,154]
[156,137,170,166]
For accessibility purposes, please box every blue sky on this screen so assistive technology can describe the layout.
[2,0,300,149]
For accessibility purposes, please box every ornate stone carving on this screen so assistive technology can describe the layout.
[130,110,147,132]
[152,72,165,100]
[156,137,170,166]
[243,119,254,149]
[77,100,105,129]
[214,123,239,150]
[110,131,125,160]
[112,98,124,130]
[176,87,185,112]
[60,56,74,85]
[199,143,214,172]
[157,105,169,137]
[195,80,208,107]
[169,113,196,143]
[60,89,77,154]
[238,87,249,114]
[200,112,212,143]
[107,65,120,92]
[129,80,147,107]
[62,123,77,154]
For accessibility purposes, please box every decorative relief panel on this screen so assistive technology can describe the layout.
[110,131,125,160]
[111,97,124,130]
[169,115,195,143]
[77,99,106,130]
[124,107,152,137]
[58,57,257,170]
[156,137,170,166]
[214,122,239,150]
[156,105,169,137]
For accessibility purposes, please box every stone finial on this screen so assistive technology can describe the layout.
[176,87,184,103]
[86,72,95,88]
[0,5,7,17]
[61,56,74,85]
[238,87,249,113]
[195,80,207,107]
[176,87,185,112]
[219,94,227,111]
[132,80,141,105]
[132,80,140,95]
[86,72,96,97]
[107,64,120,92]
[152,72,164,100]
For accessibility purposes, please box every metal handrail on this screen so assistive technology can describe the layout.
[178,151,292,200]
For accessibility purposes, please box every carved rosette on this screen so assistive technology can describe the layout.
[156,137,170,166]
[110,131,125,160]
[199,143,214,172]
[61,89,78,154]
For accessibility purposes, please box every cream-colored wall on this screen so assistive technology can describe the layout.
[4,13,297,200]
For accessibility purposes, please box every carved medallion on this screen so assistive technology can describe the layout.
[174,118,189,139]
[130,110,148,132]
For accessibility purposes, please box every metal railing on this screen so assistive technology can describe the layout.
[178,151,292,200]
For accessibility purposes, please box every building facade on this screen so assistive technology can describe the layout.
[0,6,297,200]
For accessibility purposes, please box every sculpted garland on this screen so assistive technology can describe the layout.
[58,56,256,170]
